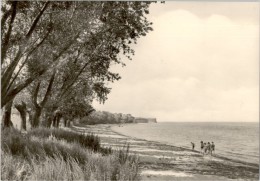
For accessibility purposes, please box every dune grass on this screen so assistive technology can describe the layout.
[1,128,140,181]
[27,127,112,154]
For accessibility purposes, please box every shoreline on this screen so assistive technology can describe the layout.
[72,124,259,180]
[110,124,259,168]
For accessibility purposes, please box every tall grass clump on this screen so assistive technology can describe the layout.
[1,128,140,180]
[2,129,91,164]
[111,144,140,181]
[29,154,86,180]
[1,151,30,181]
[1,128,28,155]
[27,128,112,154]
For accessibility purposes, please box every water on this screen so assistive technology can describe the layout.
[112,122,259,164]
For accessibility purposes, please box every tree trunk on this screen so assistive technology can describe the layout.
[52,117,56,128]
[53,116,61,128]
[1,99,13,128]
[27,109,33,127]
[32,107,42,128]
[14,101,27,131]
[46,116,53,128]
[53,110,62,128]
[56,117,61,128]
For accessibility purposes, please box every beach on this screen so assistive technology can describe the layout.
[72,124,259,181]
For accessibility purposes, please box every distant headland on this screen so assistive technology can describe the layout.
[77,111,157,125]
[134,117,157,123]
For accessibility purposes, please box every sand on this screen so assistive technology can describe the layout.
[71,124,259,181]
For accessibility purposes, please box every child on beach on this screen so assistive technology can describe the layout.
[211,142,215,155]
[207,142,211,155]
[200,141,204,154]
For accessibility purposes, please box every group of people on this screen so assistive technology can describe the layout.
[190,141,215,156]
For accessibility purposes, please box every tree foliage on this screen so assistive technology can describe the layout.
[1,1,153,127]
[80,111,135,125]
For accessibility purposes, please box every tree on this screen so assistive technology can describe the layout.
[2,2,153,128]
[2,1,51,107]
[1,99,14,129]
[14,101,26,130]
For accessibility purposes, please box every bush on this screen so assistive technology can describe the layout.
[27,128,112,155]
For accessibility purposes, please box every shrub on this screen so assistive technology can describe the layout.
[27,128,112,155]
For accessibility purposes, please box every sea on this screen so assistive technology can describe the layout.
[112,122,259,165]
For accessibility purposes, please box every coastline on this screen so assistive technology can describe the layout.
[110,124,259,168]
[72,124,259,181]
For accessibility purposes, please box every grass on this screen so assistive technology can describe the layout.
[27,127,112,154]
[1,128,140,181]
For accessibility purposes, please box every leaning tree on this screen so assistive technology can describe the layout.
[1,1,154,128]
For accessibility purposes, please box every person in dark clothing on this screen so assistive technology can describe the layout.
[211,142,215,155]
[200,141,204,154]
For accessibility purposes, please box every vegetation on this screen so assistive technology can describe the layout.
[80,111,135,125]
[1,128,140,181]
[1,1,153,128]
[27,128,112,154]
[1,1,153,180]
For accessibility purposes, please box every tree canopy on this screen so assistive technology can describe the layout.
[1,1,153,127]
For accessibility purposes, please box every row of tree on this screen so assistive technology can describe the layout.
[1,1,153,129]
[79,111,135,125]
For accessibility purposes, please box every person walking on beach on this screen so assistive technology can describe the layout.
[191,142,195,150]
[200,141,204,154]
[203,143,207,154]
[207,142,211,155]
[211,142,215,155]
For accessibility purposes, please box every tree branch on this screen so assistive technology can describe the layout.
[2,34,79,108]
[1,8,12,31]
[1,1,18,64]
[1,48,23,97]
[40,71,56,107]
[59,61,90,98]
[6,26,53,93]
[25,1,50,39]
[32,82,41,108]
[1,68,45,108]
[2,1,51,107]
[59,40,105,98]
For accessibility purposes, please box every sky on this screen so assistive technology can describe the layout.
[93,2,259,122]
